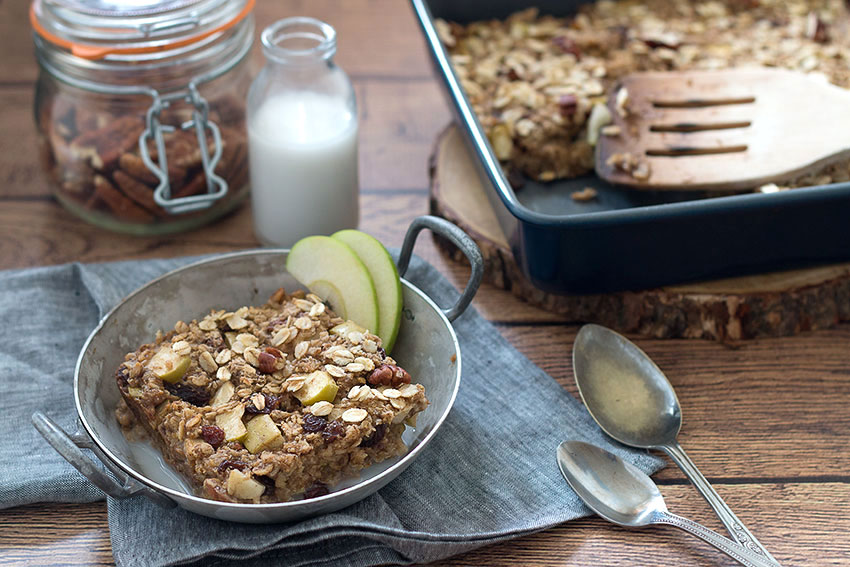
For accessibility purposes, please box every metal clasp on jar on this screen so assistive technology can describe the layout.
[139,84,228,215]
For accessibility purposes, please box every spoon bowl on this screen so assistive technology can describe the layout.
[556,441,779,567]
[556,440,664,527]
[572,324,681,448]
[571,324,777,561]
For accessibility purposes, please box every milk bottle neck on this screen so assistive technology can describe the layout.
[260,17,337,69]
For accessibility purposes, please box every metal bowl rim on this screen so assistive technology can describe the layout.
[72,248,462,510]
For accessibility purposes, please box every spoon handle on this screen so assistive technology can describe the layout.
[654,511,780,567]
[664,442,777,563]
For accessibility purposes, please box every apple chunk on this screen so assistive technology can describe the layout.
[286,236,379,333]
[244,414,284,454]
[293,370,339,406]
[332,229,403,352]
[148,347,191,383]
[215,404,247,442]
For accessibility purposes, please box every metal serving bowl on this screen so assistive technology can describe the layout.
[33,216,482,523]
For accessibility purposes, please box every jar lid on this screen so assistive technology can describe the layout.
[31,0,254,60]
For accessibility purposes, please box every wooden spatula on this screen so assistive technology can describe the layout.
[595,68,850,191]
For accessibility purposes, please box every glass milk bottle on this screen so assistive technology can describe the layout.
[247,17,359,247]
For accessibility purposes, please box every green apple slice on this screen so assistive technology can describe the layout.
[148,347,191,384]
[332,229,403,352]
[286,235,379,333]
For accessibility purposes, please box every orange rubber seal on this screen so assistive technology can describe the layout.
[30,0,255,60]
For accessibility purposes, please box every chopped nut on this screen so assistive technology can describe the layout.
[571,187,598,202]
[341,408,368,423]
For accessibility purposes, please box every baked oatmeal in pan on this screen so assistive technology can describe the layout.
[114,287,427,504]
[438,0,850,189]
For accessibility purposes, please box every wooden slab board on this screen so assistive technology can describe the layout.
[429,125,850,341]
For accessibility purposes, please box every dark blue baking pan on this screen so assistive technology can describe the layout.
[411,0,850,294]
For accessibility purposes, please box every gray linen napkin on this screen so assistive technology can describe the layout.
[0,253,663,566]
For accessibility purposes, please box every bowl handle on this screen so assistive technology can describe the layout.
[397,215,483,322]
[32,411,176,509]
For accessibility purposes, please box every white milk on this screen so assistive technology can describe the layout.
[248,92,359,247]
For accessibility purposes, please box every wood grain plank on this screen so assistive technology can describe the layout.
[0,196,560,324]
[0,0,434,85]
[497,323,850,480]
[3,482,848,566]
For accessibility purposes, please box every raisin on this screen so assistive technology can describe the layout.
[265,394,281,411]
[201,425,225,449]
[552,36,581,58]
[558,94,578,117]
[217,460,249,474]
[302,413,327,433]
[377,346,387,359]
[322,420,346,442]
[304,483,329,499]
[164,382,211,406]
[256,475,276,490]
[359,423,387,448]
[115,366,130,388]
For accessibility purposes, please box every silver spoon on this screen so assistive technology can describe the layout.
[572,324,776,563]
[557,440,780,567]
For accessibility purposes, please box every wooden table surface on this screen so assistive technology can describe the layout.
[1,1,849,565]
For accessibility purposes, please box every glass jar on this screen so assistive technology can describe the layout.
[247,17,359,248]
[31,0,255,235]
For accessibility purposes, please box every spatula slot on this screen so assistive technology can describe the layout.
[652,97,755,108]
[650,121,751,133]
[646,145,748,156]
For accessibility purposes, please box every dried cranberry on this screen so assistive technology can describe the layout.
[217,460,249,474]
[201,425,225,449]
[359,423,387,448]
[304,483,329,499]
[552,36,581,58]
[641,38,681,50]
[164,382,210,406]
[558,94,578,117]
[322,420,346,442]
[302,413,327,433]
